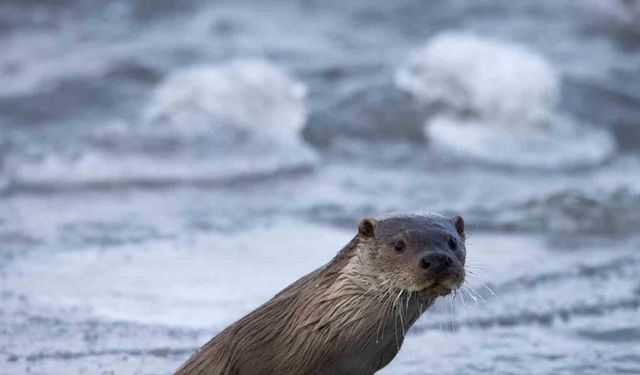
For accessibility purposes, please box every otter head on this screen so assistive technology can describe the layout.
[356,212,466,297]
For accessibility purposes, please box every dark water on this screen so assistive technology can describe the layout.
[1,0,640,374]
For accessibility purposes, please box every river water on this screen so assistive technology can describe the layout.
[1,1,639,374]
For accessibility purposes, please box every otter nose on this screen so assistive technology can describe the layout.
[420,253,453,275]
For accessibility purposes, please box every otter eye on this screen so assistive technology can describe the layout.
[447,237,457,250]
[394,240,406,252]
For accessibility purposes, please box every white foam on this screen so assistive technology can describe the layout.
[427,115,615,169]
[8,144,314,189]
[7,59,316,189]
[144,59,307,138]
[395,32,616,168]
[396,32,559,128]
[4,223,352,328]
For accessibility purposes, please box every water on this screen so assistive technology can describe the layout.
[1,0,640,374]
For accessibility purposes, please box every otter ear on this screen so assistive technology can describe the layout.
[453,215,465,237]
[358,218,377,239]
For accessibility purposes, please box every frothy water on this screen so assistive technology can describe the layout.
[427,115,614,169]
[396,32,559,127]
[396,32,616,168]
[3,59,315,191]
[144,59,307,136]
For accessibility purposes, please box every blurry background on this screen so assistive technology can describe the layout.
[1,0,639,374]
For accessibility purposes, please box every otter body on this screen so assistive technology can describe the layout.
[175,213,467,375]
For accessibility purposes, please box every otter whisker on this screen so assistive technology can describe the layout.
[398,292,408,339]
[471,281,502,303]
[449,294,456,333]
[397,289,406,334]
[405,291,411,313]
[464,264,484,276]
[454,290,471,334]
[463,258,485,269]
[463,266,485,276]
[457,288,467,307]
[383,290,395,340]
[461,283,486,305]
[479,283,497,296]
[462,285,479,304]
[464,282,489,305]
[376,295,388,343]
[418,300,424,316]
[394,289,403,309]
[463,273,486,283]
[384,294,394,341]
[455,287,485,332]
[466,280,502,305]
[393,290,401,351]
[379,288,396,343]
[463,258,481,266]
[375,289,395,344]
[394,289,407,348]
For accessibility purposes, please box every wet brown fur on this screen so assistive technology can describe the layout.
[174,214,465,375]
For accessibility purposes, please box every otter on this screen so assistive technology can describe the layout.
[175,212,466,375]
